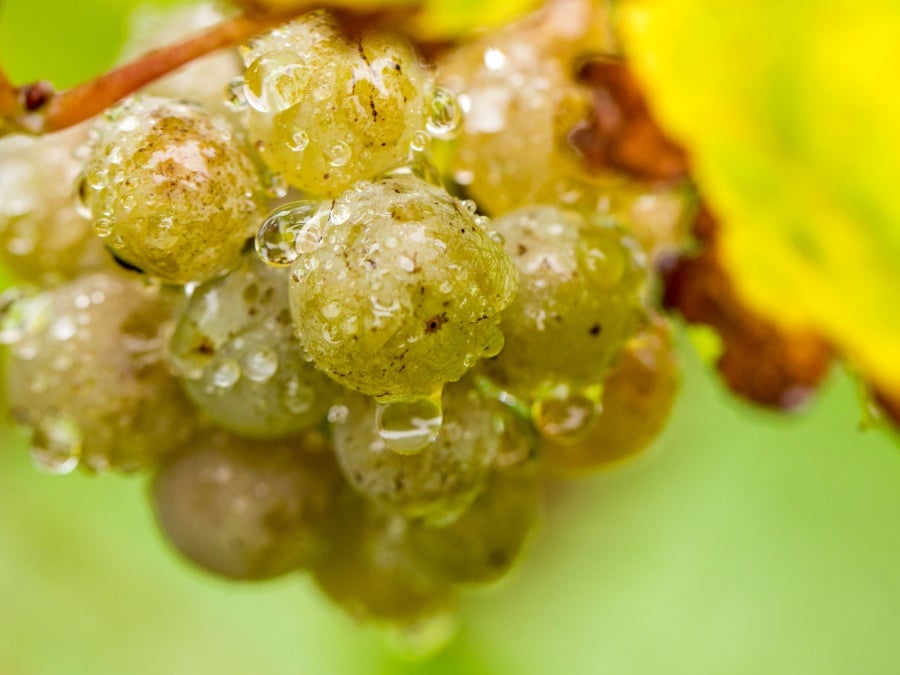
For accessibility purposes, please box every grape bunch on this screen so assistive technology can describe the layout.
[0,2,687,645]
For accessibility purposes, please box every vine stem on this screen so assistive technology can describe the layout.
[0,5,422,136]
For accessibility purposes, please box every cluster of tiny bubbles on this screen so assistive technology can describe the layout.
[0,288,49,346]
[30,415,83,475]
[256,200,328,267]
[374,390,445,455]
[531,384,604,445]
[424,87,463,141]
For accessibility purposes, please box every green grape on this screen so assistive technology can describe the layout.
[81,96,266,284]
[151,429,342,580]
[240,10,436,197]
[484,205,646,400]
[403,465,541,585]
[288,175,517,403]
[312,491,456,626]
[119,3,241,115]
[0,125,110,285]
[4,272,192,473]
[331,380,499,524]
[541,318,679,475]
[437,23,592,216]
[169,253,336,438]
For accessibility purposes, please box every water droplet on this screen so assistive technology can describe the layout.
[321,301,341,319]
[532,390,600,444]
[577,235,626,289]
[0,288,45,345]
[49,316,76,341]
[460,199,478,215]
[283,375,314,414]
[92,217,113,238]
[324,141,352,168]
[256,200,326,267]
[225,77,249,110]
[425,87,463,140]
[375,392,444,454]
[328,404,349,424]
[313,82,333,101]
[289,129,310,152]
[482,329,505,358]
[329,202,350,225]
[243,347,278,382]
[211,358,241,389]
[263,172,288,199]
[409,130,430,153]
[85,165,107,190]
[148,216,179,248]
[244,50,304,114]
[120,194,136,212]
[30,416,82,475]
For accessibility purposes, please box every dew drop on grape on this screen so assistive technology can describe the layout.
[375,392,444,455]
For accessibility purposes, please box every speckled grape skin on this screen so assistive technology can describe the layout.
[6,272,192,473]
[541,318,679,475]
[484,205,646,396]
[332,380,500,524]
[152,430,342,580]
[289,176,517,402]
[437,29,591,216]
[0,126,110,285]
[404,465,540,585]
[169,254,337,438]
[240,10,430,197]
[82,96,266,284]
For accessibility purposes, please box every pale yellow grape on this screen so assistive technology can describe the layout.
[289,175,517,402]
[437,24,592,216]
[0,125,110,285]
[240,10,430,197]
[169,253,337,437]
[484,205,646,397]
[6,272,191,473]
[152,430,342,580]
[331,380,499,524]
[82,96,266,284]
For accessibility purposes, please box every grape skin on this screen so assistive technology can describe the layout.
[332,381,500,525]
[484,205,647,397]
[82,96,267,284]
[152,430,343,580]
[288,175,517,402]
[6,272,192,473]
[169,254,337,438]
[241,10,430,197]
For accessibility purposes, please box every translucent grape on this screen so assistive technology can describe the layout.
[81,96,266,284]
[403,466,541,585]
[0,125,110,285]
[169,254,336,438]
[332,381,499,524]
[151,429,342,580]
[289,175,517,402]
[541,318,679,475]
[240,10,431,197]
[5,272,192,473]
[484,205,646,397]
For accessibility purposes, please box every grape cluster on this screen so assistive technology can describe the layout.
[0,3,684,643]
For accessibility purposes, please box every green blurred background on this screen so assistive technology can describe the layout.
[1,2,899,673]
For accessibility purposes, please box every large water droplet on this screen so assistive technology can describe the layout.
[256,200,326,267]
[244,50,305,114]
[532,389,601,445]
[375,392,444,454]
[30,416,82,475]
[425,87,463,140]
[324,141,352,168]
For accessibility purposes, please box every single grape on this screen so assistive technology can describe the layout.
[81,96,267,284]
[240,10,432,196]
[169,253,337,438]
[484,205,646,398]
[151,429,342,580]
[0,125,110,285]
[540,318,679,475]
[5,272,192,473]
[403,465,541,585]
[312,491,456,625]
[437,23,592,216]
[331,380,499,524]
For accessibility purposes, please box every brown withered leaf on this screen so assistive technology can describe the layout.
[571,59,689,181]
[661,207,832,411]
